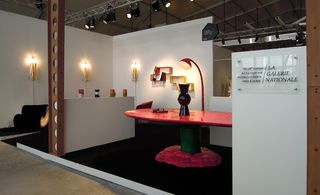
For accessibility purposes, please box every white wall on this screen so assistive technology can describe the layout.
[65,97,134,153]
[209,96,232,147]
[65,27,113,99]
[232,47,307,195]
[0,10,113,127]
[113,17,213,110]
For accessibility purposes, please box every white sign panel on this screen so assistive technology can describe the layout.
[235,54,300,94]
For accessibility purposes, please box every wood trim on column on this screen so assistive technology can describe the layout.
[306,0,320,194]
[48,0,65,156]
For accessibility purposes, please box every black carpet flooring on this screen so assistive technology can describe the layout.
[1,123,232,194]
[0,127,40,136]
[2,129,48,153]
[63,123,232,195]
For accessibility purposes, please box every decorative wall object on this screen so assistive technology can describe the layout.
[150,66,172,82]
[81,60,91,82]
[26,55,39,81]
[131,61,139,81]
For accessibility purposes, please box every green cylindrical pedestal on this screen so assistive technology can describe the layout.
[180,126,201,154]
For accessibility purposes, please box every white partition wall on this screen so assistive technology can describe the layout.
[113,17,213,110]
[0,10,113,127]
[64,97,135,153]
[232,47,307,195]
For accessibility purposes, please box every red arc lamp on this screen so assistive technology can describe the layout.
[179,58,204,111]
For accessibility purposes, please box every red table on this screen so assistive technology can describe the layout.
[125,108,232,167]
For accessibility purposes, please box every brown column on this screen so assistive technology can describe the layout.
[307,0,320,194]
[48,0,65,156]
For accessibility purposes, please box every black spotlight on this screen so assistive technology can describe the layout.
[254,34,259,42]
[275,31,280,39]
[238,37,242,44]
[152,0,160,12]
[103,10,116,24]
[132,3,140,17]
[85,17,95,29]
[127,3,140,18]
[222,39,226,46]
[161,0,171,8]
[126,6,132,19]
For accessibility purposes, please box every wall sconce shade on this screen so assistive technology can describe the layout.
[27,56,38,81]
[179,58,205,111]
[81,62,91,82]
[131,62,139,81]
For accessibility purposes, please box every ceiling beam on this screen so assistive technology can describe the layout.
[193,1,235,29]
[231,0,261,27]
[182,0,231,20]
[214,0,281,25]
[288,0,301,19]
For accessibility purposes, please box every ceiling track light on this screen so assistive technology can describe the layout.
[127,2,140,18]
[161,0,171,8]
[103,10,116,24]
[237,37,242,44]
[254,34,259,42]
[85,17,95,30]
[222,39,225,46]
[152,0,160,12]
[126,6,132,19]
[275,31,280,39]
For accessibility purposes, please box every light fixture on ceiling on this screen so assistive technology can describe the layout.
[238,37,242,44]
[161,0,171,8]
[152,0,160,12]
[222,38,225,46]
[190,0,194,1]
[103,9,116,24]
[275,31,280,39]
[126,6,132,18]
[254,34,259,42]
[85,17,95,29]
[126,2,140,18]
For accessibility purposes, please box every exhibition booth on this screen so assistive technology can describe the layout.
[0,10,306,195]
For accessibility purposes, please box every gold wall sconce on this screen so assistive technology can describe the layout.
[81,61,91,82]
[131,61,140,81]
[26,55,39,81]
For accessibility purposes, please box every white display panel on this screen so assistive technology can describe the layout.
[235,54,300,94]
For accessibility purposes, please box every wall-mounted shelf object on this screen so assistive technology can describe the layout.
[169,75,187,84]
[150,66,173,82]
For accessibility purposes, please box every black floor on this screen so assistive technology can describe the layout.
[63,123,232,195]
[2,128,48,153]
[2,123,232,194]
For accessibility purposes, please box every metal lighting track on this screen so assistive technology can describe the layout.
[65,0,142,25]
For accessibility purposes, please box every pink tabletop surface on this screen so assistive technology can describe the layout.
[125,108,232,127]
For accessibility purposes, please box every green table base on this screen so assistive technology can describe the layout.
[180,126,201,154]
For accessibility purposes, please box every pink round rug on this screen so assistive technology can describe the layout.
[155,145,221,168]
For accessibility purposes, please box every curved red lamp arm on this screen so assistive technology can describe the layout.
[180,58,204,111]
